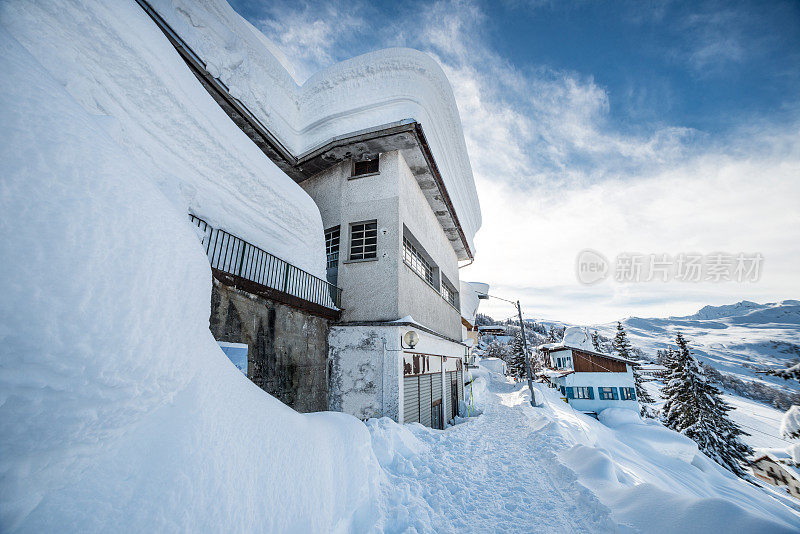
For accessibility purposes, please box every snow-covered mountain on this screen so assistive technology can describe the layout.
[593,300,800,393]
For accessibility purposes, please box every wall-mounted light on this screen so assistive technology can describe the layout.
[402,330,419,349]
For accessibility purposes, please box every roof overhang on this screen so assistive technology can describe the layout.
[292,120,472,261]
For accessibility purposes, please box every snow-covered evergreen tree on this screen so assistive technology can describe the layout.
[632,365,656,416]
[507,333,527,379]
[612,322,655,415]
[591,330,601,351]
[768,361,800,382]
[662,333,753,477]
[611,322,632,360]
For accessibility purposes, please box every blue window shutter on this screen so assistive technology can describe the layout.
[560,386,566,395]
[588,387,594,400]
[566,387,574,399]
[630,387,636,400]
[612,387,619,400]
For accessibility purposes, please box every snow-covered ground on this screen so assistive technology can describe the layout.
[366,364,800,532]
[642,381,791,450]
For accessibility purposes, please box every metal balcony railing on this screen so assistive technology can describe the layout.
[190,215,342,310]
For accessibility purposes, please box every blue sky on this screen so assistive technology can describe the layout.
[231,0,800,324]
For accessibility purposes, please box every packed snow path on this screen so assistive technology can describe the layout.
[375,377,619,533]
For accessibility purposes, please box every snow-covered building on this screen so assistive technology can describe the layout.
[751,449,800,499]
[538,328,639,416]
[299,115,481,428]
[460,281,489,363]
[107,0,482,427]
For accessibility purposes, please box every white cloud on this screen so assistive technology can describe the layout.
[252,0,800,325]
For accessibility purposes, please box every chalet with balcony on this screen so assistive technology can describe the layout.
[538,341,639,416]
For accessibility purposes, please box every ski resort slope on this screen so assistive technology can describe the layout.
[595,300,800,392]
[369,366,800,533]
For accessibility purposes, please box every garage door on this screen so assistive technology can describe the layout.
[419,374,432,427]
[403,376,419,423]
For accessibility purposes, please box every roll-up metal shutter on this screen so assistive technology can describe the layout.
[457,369,464,403]
[444,374,452,420]
[403,376,420,423]
[432,372,443,404]
[420,374,433,428]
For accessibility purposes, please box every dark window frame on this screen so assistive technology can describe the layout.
[351,157,380,178]
[349,220,378,261]
[403,235,436,287]
[325,226,340,269]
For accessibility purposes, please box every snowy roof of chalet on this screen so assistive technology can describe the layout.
[537,343,637,365]
[754,448,793,463]
[152,0,482,259]
[478,325,506,332]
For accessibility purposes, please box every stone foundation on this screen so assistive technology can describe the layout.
[210,278,330,413]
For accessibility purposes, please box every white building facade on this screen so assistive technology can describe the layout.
[301,137,478,428]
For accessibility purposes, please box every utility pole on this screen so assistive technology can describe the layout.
[483,292,538,407]
[516,300,537,407]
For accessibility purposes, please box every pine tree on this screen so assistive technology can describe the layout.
[611,322,632,360]
[508,333,527,379]
[662,333,753,477]
[632,364,656,414]
[591,330,601,351]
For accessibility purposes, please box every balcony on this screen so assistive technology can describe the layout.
[190,215,342,319]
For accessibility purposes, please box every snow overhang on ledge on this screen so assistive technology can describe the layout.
[141,0,481,260]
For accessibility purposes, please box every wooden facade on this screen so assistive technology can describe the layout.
[571,349,627,373]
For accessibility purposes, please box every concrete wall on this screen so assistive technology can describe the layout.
[328,325,403,421]
[210,278,329,413]
[327,324,466,422]
[301,154,401,323]
[397,152,462,340]
[300,150,462,340]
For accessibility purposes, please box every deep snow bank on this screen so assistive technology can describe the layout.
[0,25,380,532]
[541,389,800,533]
[1,0,327,278]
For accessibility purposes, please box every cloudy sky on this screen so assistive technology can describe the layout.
[230,0,800,325]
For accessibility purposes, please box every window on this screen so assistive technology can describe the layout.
[349,221,377,260]
[574,386,594,399]
[554,355,572,369]
[599,387,619,400]
[352,157,379,177]
[403,236,435,286]
[440,276,458,308]
[325,226,340,268]
[620,387,636,400]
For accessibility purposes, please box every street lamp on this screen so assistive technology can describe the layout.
[484,294,538,407]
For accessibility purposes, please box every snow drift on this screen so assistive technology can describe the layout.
[1,0,327,278]
[0,22,380,533]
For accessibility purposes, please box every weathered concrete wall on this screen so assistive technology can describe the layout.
[328,325,402,421]
[210,278,329,413]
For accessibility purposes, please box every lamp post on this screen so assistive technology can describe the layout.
[484,294,538,407]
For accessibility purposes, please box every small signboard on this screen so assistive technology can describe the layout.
[218,342,248,375]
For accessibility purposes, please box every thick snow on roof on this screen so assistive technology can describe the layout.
[0,26,379,530]
[150,0,482,254]
[3,0,327,278]
[459,281,488,325]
